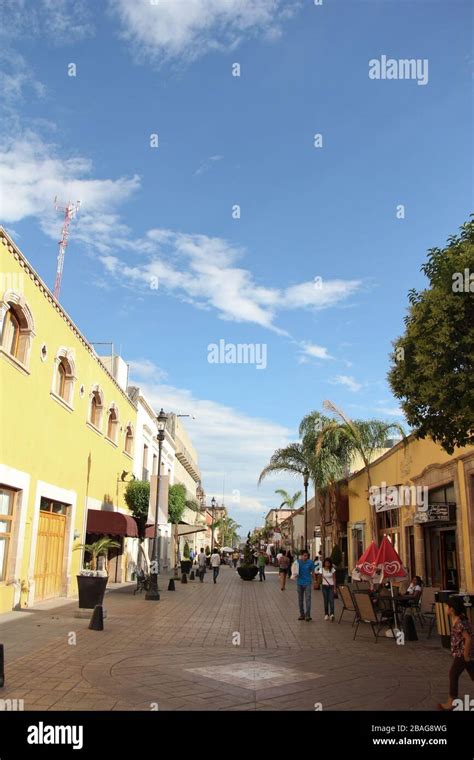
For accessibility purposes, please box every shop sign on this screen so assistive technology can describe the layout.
[414,503,451,523]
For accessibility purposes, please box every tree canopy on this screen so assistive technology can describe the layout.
[388,219,474,453]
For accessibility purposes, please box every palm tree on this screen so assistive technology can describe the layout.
[74,537,121,574]
[299,411,354,555]
[212,515,241,547]
[317,400,406,543]
[274,488,301,550]
[258,441,318,552]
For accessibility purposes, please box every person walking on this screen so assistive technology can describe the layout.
[287,550,293,579]
[278,549,290,590]
[197,547,207,582]
[257,551,266,581]
[232,551,239,568]
[438,596,474,710]
[321,557,336,620]
[210,548,221,583]
[296,549,315,621]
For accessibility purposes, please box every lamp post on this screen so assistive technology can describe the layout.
[146,408,168,601]
[211,497,216,551]
[303,467,309,552]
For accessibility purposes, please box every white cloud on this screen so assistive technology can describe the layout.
[194,155,224,177]
[0,0,93,42]
[0,134,361,337]
[128,362,298,531]
[128,359,168,381]
[299,341,333,361]
[0,134,140,252]
[97,230,362,334]
[331,375,362,392]
[375,406,404,417]
[110,0,299,63]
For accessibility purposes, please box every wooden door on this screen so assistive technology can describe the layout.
[34,511,66,600]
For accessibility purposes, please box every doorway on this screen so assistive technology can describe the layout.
[34,498,68,600]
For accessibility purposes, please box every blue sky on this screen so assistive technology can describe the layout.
[0,0,472,535]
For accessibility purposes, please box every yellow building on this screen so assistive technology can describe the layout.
[347,434,474,592]
[0,228,139,614]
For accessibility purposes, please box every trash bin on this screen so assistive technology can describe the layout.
[434,590,474,649]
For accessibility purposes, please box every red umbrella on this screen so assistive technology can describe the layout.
[372,536,408,582]
[370,536,408,632]
[352,540,378,581]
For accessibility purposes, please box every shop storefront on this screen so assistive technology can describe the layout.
[415,483,458,590]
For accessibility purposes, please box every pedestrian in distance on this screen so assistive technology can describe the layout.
[197,547,207,582]
[438,596,474,710]
[257,551,266,581]
[278,549,290,590]
[287,550,293,579]
[321,557,336,620]
[232,550,239,568]
[296,549,315,621]
[210,548,221,583]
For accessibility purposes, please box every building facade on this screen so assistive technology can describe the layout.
[0,228,139,612]
[348,435,474,592]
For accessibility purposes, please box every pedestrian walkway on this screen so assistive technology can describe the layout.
[0,566,453,711]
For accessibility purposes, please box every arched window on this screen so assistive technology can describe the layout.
[124,424,134,455]
[54,353,75,405]
[89,388,104,430]
[106,404,119,444]
[0,293,35,367]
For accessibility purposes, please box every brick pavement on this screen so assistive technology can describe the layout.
[0,566,461,711]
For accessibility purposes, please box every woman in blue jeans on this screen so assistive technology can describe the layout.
[321,558,336,621]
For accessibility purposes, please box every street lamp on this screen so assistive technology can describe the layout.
[303,467,310,552]
[146,408,168,601]
[211,497,216,551]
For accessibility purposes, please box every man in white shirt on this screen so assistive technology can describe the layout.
[210,549,221,584]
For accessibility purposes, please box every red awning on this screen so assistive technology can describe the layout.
[86,509,139,538]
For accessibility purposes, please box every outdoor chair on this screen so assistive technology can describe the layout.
[133,569,151,595]
[338,585,357,625]
[419,587,438,638]
[354,580,371,592]
[352,591,396,642]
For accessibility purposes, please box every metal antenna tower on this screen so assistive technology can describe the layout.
[53,197,80,299]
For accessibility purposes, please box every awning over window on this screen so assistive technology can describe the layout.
[86,509,139,537]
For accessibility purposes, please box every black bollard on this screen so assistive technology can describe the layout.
[168,579,176,591]
[189,570,195,581]
[181,573,187,584]
[0,643,4,687]
[88,604,104,631]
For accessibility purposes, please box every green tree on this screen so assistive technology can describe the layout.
[124,480,150,539]
[388,220,474,454]
[212,515,241,547]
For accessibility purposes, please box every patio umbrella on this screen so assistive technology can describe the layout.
[369,536,408,632]
[351,540,379,581]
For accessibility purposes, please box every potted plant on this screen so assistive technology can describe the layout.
[74,537,121,609]
[181,541,191,575]
[330,544,346,585]
[237,533,259,581]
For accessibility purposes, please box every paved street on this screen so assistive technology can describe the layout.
[0,566,456,711]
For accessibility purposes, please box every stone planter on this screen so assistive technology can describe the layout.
[237,566,259,581]
[77,575,108,609]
